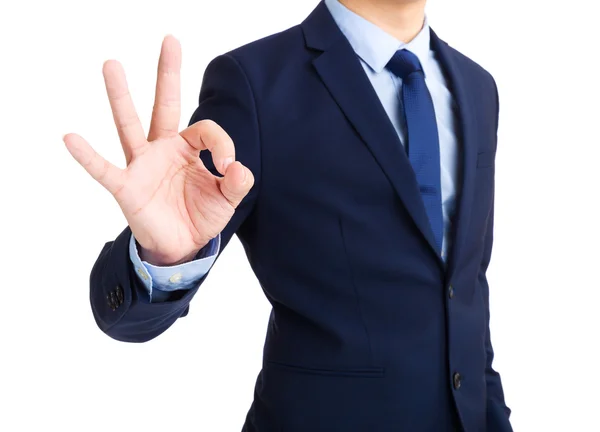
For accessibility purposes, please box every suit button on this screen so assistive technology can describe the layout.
[116,286,124,304]
[107,290,120,310]
[448,285,454,299]
[453,372,462,390]
[107,294,116,311]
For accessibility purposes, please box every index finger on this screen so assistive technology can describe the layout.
[180,119,236,175]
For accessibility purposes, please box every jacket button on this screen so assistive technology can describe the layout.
[116,286,124,304]
[107,299,116,311]
[107,292,118,310]
[453,372,462,390]
[448,285,454,299]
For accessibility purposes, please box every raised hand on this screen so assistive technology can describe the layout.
[64,36,254,266]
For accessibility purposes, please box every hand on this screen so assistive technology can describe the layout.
[64,36,254,266]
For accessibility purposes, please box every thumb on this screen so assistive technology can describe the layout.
[220,161,254,208]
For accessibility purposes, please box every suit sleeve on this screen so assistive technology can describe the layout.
[89,54,261,342]
[481,77,513,432]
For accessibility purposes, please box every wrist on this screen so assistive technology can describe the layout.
[139,245,201,267]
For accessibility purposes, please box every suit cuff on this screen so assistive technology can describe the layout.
[128,233,220,302]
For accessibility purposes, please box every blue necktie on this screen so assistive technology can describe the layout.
[387,49,444,253]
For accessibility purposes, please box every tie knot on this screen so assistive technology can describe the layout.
[387,49,424,80]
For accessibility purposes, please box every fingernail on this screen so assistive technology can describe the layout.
[222,157,233,172]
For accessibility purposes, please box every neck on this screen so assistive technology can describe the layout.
[338,0,427,43]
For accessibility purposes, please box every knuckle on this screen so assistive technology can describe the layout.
[201,118,217,127]
[197,119,216,132]
[116,113,139,130]
[153,97,180,110]
[222,182,240,200]
[223,137,235,152]
[151,124,178,137]
[108,89,131,104]
[158,68,180,78]
[84,150,99,168]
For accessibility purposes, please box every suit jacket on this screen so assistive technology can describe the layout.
[90,3,512,431]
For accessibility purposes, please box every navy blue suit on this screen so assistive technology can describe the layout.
[90,3,511,431]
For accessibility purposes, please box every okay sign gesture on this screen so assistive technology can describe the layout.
[64,36,254,266]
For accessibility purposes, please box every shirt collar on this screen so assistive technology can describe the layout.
[324,0,431,74]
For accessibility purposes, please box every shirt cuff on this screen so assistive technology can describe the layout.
[128,233,220,302]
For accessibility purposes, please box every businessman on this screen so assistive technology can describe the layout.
[64,0,512,430]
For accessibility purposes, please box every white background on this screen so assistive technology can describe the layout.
[1,0,599,430]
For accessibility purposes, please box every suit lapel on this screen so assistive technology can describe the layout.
[302,3,442,262]
[430,31,479,279]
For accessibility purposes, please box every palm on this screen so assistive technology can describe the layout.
[64,36,253,265]
[117,134,232,262]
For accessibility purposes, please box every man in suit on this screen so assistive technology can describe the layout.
[64,0,512,430]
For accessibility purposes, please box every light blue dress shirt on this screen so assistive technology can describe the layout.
[129,0,460,301]
[129,234,219,302]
